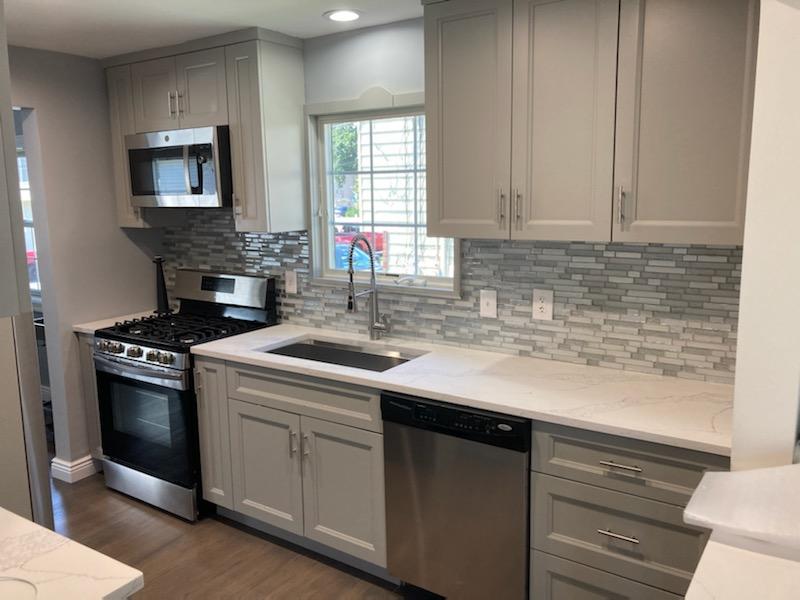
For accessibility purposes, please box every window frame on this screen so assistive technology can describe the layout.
[307,103,460,298]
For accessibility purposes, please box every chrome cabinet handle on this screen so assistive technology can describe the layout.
[597,529,639,545]
[513,188,522,229]
[289,430,298,456]
[599,460,643,473]
[497,187,506,227]
[167,91,175,117]
[233,194,243,217]
[617,185,626,225]
[302,433,310,457]
[177,91,185,115]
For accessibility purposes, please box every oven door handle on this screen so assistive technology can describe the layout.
[94,355,188,391]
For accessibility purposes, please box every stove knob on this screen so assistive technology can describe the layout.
[145,350,159,362]
[109,342,125,354]
[127,346,143,358]
[96,340,109,351]
[158,352,175,365]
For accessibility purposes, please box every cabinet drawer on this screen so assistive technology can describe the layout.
[531,551,680,600]
[532,422,728,505]
[531,473,707,595]
[226,365,381,432]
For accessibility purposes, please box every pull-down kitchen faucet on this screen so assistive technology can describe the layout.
[346,233,389,340]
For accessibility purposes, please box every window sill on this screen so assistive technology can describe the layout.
[309,275,461,300]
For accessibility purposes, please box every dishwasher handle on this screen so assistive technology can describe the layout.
[381,392,531,452]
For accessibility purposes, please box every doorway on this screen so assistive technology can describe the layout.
[14,107,53,457]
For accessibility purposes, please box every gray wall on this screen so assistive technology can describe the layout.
[303,18,423,103]
[9,46,159,463]
[162,211,740,384]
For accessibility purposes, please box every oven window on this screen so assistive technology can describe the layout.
[111,386,173,448]
[128,147,188,196]
[98,372,198,487]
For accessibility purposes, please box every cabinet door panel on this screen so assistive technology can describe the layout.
[225,41,268,231]
[229,399,303,534]
[131,56,177,133]
[301,416,386,566]
[425,0,513,238]
[614,0,757,244]
[195,358,233,509]
[511,0,617,241]
[175,48,228,128]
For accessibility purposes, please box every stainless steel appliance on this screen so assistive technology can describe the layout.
[94,270,277,520]
[382,393,531,599]
[125,126,231,208]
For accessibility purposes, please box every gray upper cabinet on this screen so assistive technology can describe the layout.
[106,65,147,228]
[131,56,178,133]
[510,0,618,242]
[225,40,306,233]
[195,358,234,510]
[174,48,228,128]
[228,398,304,535]
[613,0,757,245]
[425,0,514,238]
[131,49,228,133]
[300,416,387,566]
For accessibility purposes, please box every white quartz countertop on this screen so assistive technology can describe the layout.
[0,507,143,599]
[192,324,733,455]
[686,537,800,600]
[73,310,156,335]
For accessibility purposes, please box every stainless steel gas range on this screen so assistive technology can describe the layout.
[93,270,277,520]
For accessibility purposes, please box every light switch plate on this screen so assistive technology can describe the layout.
[480,289,497,318]
[532,289,554,321]
[285,270,298,295]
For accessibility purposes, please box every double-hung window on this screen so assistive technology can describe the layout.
[314,110,456,293]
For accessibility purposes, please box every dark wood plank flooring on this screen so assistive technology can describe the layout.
[52,475,402,599]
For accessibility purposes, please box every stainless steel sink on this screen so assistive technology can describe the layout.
[264,338,426,372]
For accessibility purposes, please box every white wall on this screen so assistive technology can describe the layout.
[8,46,160,467]
[304,18,423,103]
[731,0,800,470]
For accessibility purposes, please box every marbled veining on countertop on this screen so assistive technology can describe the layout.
[0,507,143,599]
[193,324,733,455]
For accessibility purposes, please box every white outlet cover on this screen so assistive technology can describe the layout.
[532,289,554,321]
[285,270,298,295]
[479,289,498,318]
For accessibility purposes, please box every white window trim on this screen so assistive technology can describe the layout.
[305,87,461,299]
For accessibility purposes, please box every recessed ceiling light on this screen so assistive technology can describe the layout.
[324,9,361,22]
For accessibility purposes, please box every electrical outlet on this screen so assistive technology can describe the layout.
[480,289,497,318]
[532,289,554,321]
[285,270,298,295]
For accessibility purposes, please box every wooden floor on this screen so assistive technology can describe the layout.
[52,475,402,599]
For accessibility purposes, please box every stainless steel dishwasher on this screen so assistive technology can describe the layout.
[382,393,531,599]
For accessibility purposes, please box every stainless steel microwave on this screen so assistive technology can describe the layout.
[125,126,232,208]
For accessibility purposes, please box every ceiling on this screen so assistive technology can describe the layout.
[4,0,423,59]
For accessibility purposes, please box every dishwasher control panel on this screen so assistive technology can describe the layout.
[383,393,531,451]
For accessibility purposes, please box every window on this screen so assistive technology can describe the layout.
[315,111,456,292]
[17,152,40,293]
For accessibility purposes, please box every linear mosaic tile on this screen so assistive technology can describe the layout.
[161,210,740,383]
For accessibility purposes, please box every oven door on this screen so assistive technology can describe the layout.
[125,126,230,208]
[95,355,198,488]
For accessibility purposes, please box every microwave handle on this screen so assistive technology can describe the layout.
[183,145,192,195]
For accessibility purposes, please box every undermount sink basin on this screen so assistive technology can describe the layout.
[264,338,427,372]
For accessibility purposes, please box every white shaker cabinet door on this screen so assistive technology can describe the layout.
[300,416,387,566]
[175,48,228,128]
[195,358,233,509]
[613,0,757,244]
[425,0,514,239]
[131,56,178,133]
[511,0,618,242]
[229,399,303,535]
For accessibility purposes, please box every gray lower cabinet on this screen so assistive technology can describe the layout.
[531,551,680,600]
[195,358,234,510]
[228,398,304,534]
[300,416,387,566]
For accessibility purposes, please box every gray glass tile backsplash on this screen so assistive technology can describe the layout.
[162,211,740,383]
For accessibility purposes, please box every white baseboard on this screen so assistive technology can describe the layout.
[51,454,97,483]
